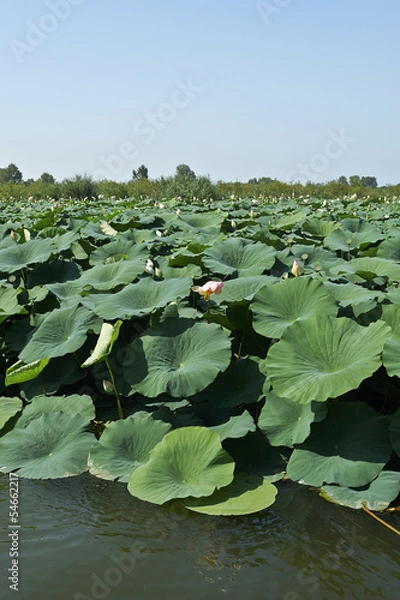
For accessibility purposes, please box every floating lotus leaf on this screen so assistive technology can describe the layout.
[287,402,392,487]
[83,277,191,320]
[389,407,400,457]
[197,357,265,408]
[330,257,400,282]
[0,397,23,432]
[177,212,227,231]
[183,472,277,516]
[16,394,95,428]
[380,305,400,331]
[211,275,273,305]
[0,286,27,322]
[382,327,400,378]
[266,316,391,403]
[210,411,256,441]
[89,239,148,266]
[124,318,231,398]
[377,237,400,261]
[320,471,400,511]
[258,393,327,447]
[127,426,235,504]
[0,412,94,479]
[324,221,383,251]
[223,430,286,482]
[27,260,81,287]
[252,277,337,339]
[0,238,56,273]
[19,305,98,363]
[76,260,145,291]
[19,356,85,400]
[303,218,340,238]
[203,238,275,277]
[323,281,382,317]
[89,412,172,482]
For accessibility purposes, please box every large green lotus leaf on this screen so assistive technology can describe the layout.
[303,218,340,238]
[19,305,98,363]
[183,472,277,516]
[223,430,286,482]
[0,286,27,322]
[323,281,382,317]
[210,411,256,441]
[324,222,383,251]
[127,426,235,504]
[26,260,81,287]
[288,245,343,277]
[287,402,392,487]
[19,356,86,400]
[88,412,172,482]
[266,316,391,404]
[320,471,400,511]
[0,397,23,431]
[382,328,400,378]
[77,260,145,291]
[124,318,231,398]
[0,238,56,273]
[330,257,400,282]
[177,212,227,231]
[211,275,274,305]
[203,238,275,277]
[377,237,400,261]
[389,407,400,456]
[81,321,122,367]
[0,412,94,479]
[252,277,337,339]
[196,357,265,408]
[5,358,50,386]
[82,277,191,320]
[89,239,148,266]
[380,304,400,332]
[16,394,95,428]
[258,393,327,447]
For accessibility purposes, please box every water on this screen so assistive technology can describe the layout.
[1,473,399,600]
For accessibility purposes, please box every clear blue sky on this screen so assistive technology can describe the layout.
[1,0,399,185]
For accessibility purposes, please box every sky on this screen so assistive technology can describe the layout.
[0,0,399,185]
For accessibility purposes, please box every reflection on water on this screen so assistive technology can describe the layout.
[0,474,399,600]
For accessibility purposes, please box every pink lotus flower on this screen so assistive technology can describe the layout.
[191,280,224,301]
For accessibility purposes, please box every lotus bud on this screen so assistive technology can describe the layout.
[231,220,237,229]
[102,379,114,393]
[144,259,155,275]
[154,267,162,278]
[291,260,302,277]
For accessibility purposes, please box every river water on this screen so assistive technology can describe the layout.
[1,473,399,600]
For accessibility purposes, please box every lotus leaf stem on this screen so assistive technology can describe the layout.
[362,506,400,535]
[105,357,124,420]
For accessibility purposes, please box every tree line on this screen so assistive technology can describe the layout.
[1,162,398,202]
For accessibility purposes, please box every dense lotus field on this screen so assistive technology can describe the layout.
[0,194,400,516]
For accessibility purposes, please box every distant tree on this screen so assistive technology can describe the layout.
[360,176,378,188]
[175,164,196,179]
[132,164,148,180]
[40,172,56,184]
[349,175,361,187]
[337,175,349,186]
[24,178,35,186]
[259,177,273,185]
[0,163,23,184]
[247,178,259,184]
[62,174,97,199]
